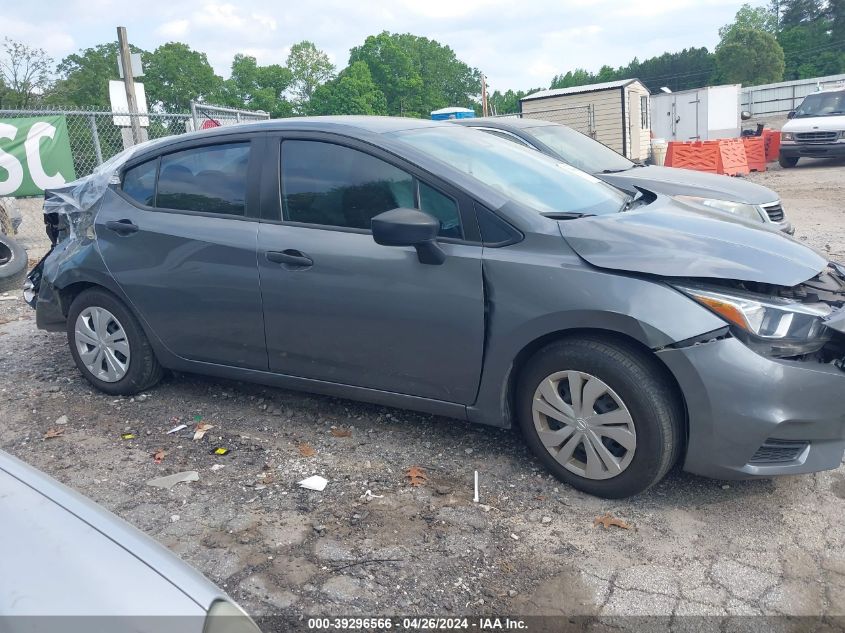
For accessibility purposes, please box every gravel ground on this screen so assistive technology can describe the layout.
[2,160,845,631]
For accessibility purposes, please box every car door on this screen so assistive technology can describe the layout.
[96,135,267,370]
[256,134,485,404]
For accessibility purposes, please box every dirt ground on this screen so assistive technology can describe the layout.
[2,158,845,631]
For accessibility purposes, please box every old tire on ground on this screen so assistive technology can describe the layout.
[778,154,799,168]
[0,233,27,294]
[67,288,163,396]
[517,336,683,499]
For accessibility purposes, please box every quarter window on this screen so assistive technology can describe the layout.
[281,140,461,237]
[157,143,250,215]
[121,159,157,207]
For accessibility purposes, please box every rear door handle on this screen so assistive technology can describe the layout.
[105,219,139,235]
[266,250,313,268]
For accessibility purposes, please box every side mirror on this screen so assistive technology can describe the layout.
[740,110,752,121]
[787,110,796,119]
[371,208,446,265]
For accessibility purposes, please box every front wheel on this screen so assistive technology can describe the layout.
[778,154,799,168]
[67,288,163,395]
[517,337,683,498]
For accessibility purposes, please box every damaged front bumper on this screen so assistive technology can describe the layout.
[659,336,845,479]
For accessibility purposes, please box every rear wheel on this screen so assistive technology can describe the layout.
[67,288,163,395]
[517,336,683,498]
[778,154,799,168]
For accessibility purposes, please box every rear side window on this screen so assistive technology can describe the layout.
[121,159,157,206]
[281,140,461,237]
[157,143,250,215]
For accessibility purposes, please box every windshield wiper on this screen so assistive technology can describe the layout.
[541,211,595,220]
[601,167,631,173]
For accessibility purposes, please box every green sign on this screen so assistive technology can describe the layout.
[0,115,76,197]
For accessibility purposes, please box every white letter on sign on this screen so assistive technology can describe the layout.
[26,122,67,189]
[0,123,24,196]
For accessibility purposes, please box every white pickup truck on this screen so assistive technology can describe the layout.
[779,87,845,167]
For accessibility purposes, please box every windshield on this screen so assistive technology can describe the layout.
[527,124,635,173]
[794,91,845,118]
[391,127,627,216]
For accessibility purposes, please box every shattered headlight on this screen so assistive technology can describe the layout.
[676,285,832,358]
[673,196,765,223]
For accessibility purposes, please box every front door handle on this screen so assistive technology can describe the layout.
[105,219,139,235]
[266,250,313,268]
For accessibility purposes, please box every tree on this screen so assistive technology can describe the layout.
[487,88,543,115]
[0,38,53,108]
[349,32,480,118]
[779,0,824,28]
[286,41,334,111]
[308,61,387,115]
[219,54,294,117]
[50,42,149,108]
[715,28,785,84]
[719,3,778,38]
[143,42,223,113]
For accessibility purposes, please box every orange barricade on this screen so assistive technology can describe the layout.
[715,138,750,176]
[742,137,767,172]
[665,139,749,176]
[665,141,720,173]
[762,129,780,162]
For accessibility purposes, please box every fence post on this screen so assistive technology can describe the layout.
[88,114,104,166]
[236,112,242,123]
[190,100,199,132]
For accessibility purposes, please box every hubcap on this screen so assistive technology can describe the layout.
[532,371,636,480]
[74,307,131,383]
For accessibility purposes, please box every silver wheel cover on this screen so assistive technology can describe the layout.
[74,307,131,383]
[532,371,636,480]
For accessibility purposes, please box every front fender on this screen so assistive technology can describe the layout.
[468,236,727,428]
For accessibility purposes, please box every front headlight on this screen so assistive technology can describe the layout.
[782,131,795,141]
[203,600,262,633]
[673,195,765,223]
[676,285,832,358]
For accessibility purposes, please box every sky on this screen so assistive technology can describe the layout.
[3,0,750,93]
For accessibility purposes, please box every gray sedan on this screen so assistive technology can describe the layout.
[454,117,793,234]
[25,116,845,498]
[0,449,260,632]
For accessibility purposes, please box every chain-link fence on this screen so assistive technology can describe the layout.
[493,104,597,137]
[0,104,269,180]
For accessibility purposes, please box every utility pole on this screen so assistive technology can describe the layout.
[117,26,142,145]
[481,74,488,117]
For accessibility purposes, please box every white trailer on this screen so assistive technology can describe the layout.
[650,84,741,141]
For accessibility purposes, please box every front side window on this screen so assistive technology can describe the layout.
[121,159,157,206]
[157,143,250,215]
[281,140,461,237]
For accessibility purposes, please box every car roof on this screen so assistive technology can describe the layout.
[452,117,557,131]
[128,115,447,160]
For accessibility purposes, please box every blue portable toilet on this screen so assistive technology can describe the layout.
[430,107,476,121]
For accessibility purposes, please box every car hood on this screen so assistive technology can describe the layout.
[782,114,845,133]
[598,165,779,205]
[558,197,827,287]
[0,450,222,617]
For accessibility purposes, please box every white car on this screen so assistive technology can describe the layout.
[779,87,845,167]
[0,449,262,633]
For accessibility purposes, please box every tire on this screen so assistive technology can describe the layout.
[0,233,27,294]
[517,336,683,499]
[778,154,799,168]
[67,288,163,395]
